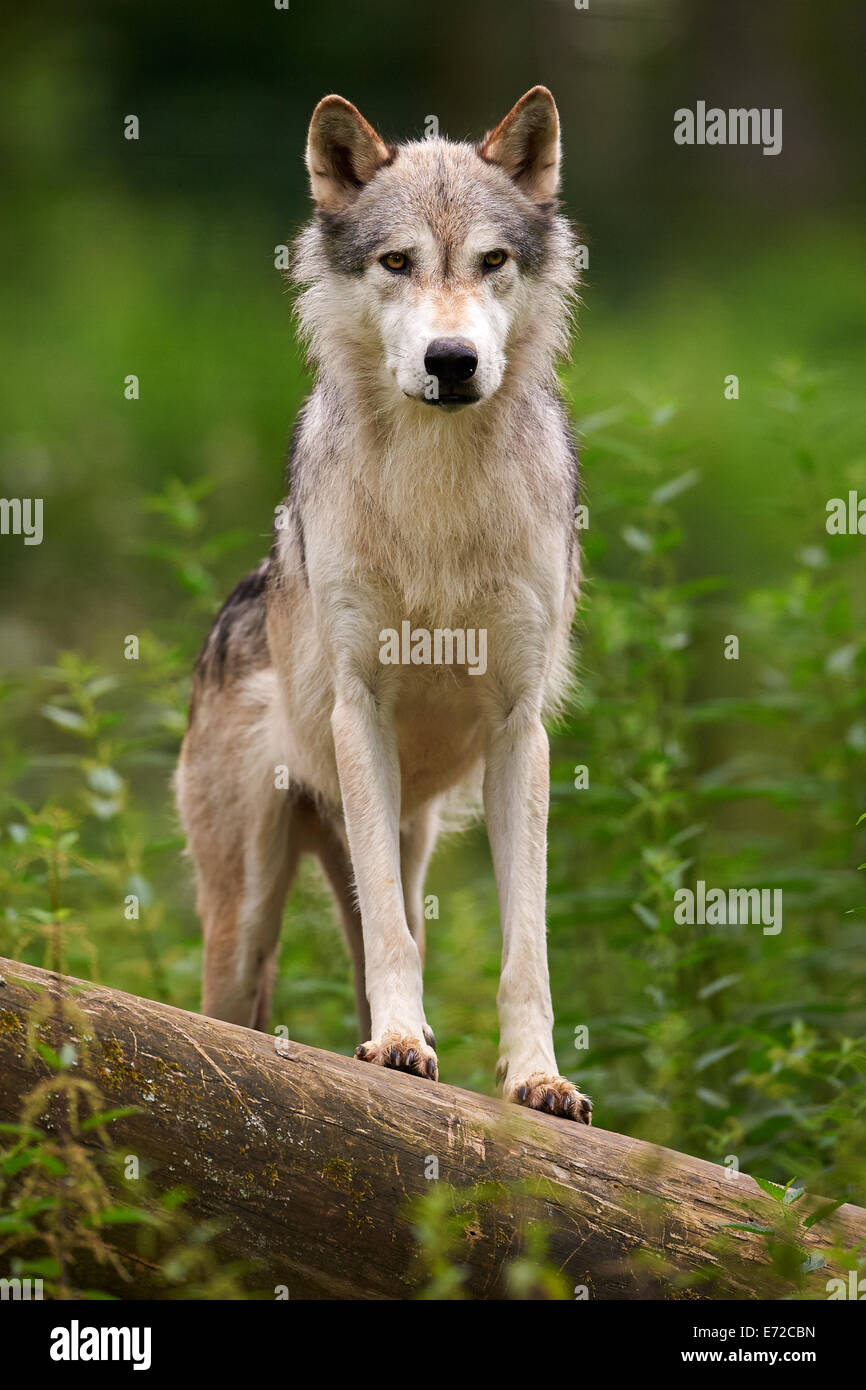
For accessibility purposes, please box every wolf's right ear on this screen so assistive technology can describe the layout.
[306,96,391,213]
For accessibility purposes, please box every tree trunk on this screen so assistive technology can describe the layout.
[0,956,862,1300]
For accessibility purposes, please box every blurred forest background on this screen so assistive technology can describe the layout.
[1,0,865,1242]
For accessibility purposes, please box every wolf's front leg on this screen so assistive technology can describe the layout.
[484,705,591,1123]
[331,680,437,1080]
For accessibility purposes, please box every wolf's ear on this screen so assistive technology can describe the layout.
[479,86,561,203]
[306,96,391,212]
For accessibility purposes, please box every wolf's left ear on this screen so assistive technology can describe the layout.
[480,86,561,203]
[306,95,392,212]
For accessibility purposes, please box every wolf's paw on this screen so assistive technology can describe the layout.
[355,1030,438,1081]
[508,1072,592,1123]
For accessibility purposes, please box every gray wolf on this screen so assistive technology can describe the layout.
[176,87,591,1122]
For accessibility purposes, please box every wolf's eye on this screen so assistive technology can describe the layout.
[381,251,408,273]
[482,249,507,270]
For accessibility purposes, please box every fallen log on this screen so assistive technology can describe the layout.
[0,955,863,1300]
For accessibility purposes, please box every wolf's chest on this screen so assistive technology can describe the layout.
[348,469,548,617]
[391,663,486,811]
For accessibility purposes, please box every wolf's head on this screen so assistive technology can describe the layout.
[294,89,577,414]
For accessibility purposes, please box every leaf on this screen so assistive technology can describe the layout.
[621,525,653,554]
[20,1257,61,1277]
[41,705,86,731]
[650,402,677,428]
[575,406,627,434]
[2,1151,36,1176]
[86,765,124,795]
[825,644,858,676]
[0,1215,37,1234]
[83,676,120,699]
[0,1122,44,1139]
[34,1151,67,1175]
[32,1040,63,1070]
[126,874,154,909]
[697,974,741,1000]
[696,1087,729,1109]
[802,1199,844,1230]
[11,1197,58,1217]
[651,468,700,506]
[846,723,866,752]
[754,1177,787,1203]
[159,1186,192,1211]
[80,1106,142,1133]
[694,1044,739,1072]
[800,1252,825,1273]
[715,1222,774,1234]
[84,1206,161,1228]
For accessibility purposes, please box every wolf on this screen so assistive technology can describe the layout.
[175,87,591,1122]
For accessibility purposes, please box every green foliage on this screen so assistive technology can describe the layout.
[543,349,866,1205]
[0,816,250,1298]
[407,1181,572,1300]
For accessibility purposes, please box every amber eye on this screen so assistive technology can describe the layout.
[381,251,408,273]
[483,249,507,270]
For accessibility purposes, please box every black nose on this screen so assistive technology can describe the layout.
[424,337,478,384]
